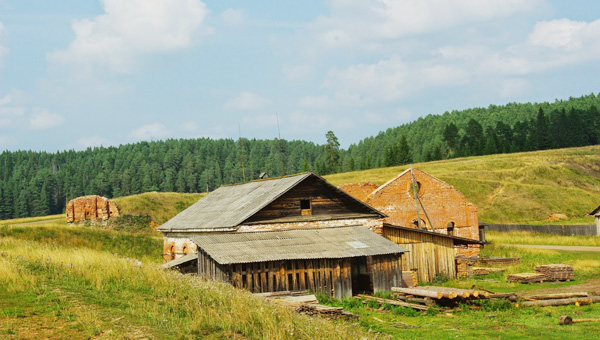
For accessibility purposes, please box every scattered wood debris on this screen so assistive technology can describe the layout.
[525,292,588,300]
[507,273,545,284]
[535,264,574,281]
[254,291,356,319]
[356,294,428,311]
[559,315,600,325]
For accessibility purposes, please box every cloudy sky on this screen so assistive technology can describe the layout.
[1,0,599,151]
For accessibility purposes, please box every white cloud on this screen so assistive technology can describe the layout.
[48,0,211,72]
[481,19,600,76]
[220,9,244,26]
[0,94,11,105]
[76,136,109,149]
[0,22,7,66]
[288,111,331,131]
[129,122,170,140]
[308,0,542,49]
[28,108,65,130]
[298,95,333,109]
[225,92,272,110]
[283,64,312,80]
[322,56,470,103]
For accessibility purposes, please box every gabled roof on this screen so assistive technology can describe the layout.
[158,172,384,232]
[383,223,486,245]
[589,206,600,216]
[191,226,408,265]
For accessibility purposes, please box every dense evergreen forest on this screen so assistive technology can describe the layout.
[1,93,600,220]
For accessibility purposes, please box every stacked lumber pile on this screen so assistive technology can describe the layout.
[477,257,520,266]
[535,264,574,281]
[472,267,506,275]
[402,270,418,288]
[519,292,600,307]
[356,294,428,311]
[391,286,490,301]
[507,273,545,283]
[455,256,477,278]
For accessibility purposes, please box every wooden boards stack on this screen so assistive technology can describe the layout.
[535,264,574,281]
[402,270,418,288]
[506,273,545,283]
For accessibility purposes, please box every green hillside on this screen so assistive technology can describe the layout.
[326,145,600,224]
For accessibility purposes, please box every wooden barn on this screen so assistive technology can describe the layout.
[191,226,407,298]
[158,172,386,261]
[382,223,485,283]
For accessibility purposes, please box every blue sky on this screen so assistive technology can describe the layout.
[1,0,599,151]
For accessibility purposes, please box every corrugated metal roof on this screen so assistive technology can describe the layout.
[158,172,384,232]
[383,223,486,245]
[191,226,408,265]
[161,253,197,269]
[158,173,312,231]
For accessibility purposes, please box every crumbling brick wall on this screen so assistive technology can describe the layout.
[365,168,480,256]
[338,182,379,202]
[65,195,120,223]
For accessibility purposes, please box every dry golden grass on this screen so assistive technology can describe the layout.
[0,237,376,339]
[325,145,600,224]
[487,231,600,247]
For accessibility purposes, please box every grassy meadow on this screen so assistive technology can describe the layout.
[1,216,600,339]
[325,145,600,224]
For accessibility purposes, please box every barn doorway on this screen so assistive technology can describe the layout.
[351,257,372,295]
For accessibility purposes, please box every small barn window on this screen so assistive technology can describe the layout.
[182,245,188,255]
[447,222,455,236]
[300,199,311,216]
[170,245,176,260]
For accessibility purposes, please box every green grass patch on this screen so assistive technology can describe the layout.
[113,191,205,224]
[488,231,600,247]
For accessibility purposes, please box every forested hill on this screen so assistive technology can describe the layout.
[1,93,600,220]
[345,93,600,167]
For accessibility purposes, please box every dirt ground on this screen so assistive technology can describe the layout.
[516,278,600,296]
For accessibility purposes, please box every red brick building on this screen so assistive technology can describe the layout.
[349,168,481,257]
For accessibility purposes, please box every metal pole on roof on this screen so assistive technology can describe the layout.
[410,166,423,230]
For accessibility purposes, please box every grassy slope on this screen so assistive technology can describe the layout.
[113,191,205,224]
[0,219,370,339]
[325,145,600,224]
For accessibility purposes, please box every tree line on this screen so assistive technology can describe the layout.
[1,93,600,220]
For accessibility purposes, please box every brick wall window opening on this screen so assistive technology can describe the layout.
[412,218,427,229]
[300,199,312,216]
[170,245,175,260]
[409,181,422,197]
[182,245,188,255]
[447,221,455,235]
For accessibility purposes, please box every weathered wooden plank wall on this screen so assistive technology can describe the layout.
[244,176,377,223]
[226,258,354,299]
[382,226,456,283]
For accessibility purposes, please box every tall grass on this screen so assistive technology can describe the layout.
[0,237,374,339]
[0,221,162,263]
